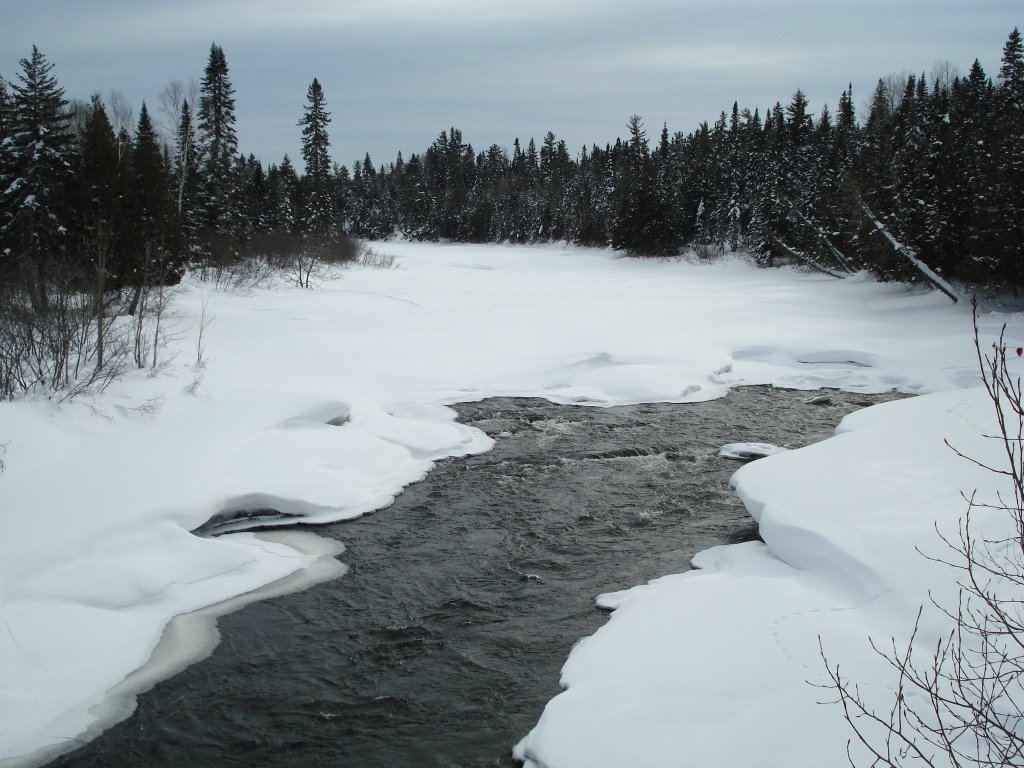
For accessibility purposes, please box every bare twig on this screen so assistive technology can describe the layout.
[821,303,1024,766]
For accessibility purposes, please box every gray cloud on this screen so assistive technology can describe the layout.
[2,0,1019,169]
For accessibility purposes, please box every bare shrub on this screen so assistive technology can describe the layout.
[692,241,725,262]
[186,293,213,395]
[821,305,1024,767]
[192,232,274,292]
[130,280,181,373]
[246,231,360,288]
[0,274,129,401]
[358,246,398,269]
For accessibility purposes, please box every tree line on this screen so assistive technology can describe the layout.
[342,29,1023,290]
[4,32,1024,294]
[0,33,1021,396]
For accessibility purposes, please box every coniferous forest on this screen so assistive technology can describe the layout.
[0,32,1022,397]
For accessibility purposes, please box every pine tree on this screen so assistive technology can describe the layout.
[0,46,73,309]
[298,77,334,235]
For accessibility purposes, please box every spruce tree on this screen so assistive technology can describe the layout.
[75,95,120,221]
[196,43,240,241]
[0,75,11,145]
[782,88,817,236]
[132,102,168,246]
[72,94,125,289]
[0,46,73,308]
[996,27,1024,287]
[172,98,199,233]
[247,159,269,232]
[276,154,300,233]
[298,77,334,235]
[999,27,1024,109]
[611,115,661,253]
[121,101,170,309]
[952,61,999,281]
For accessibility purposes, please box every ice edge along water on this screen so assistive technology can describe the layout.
[0,241,1020,767]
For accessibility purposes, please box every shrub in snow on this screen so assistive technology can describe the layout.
[823,311,1024,768]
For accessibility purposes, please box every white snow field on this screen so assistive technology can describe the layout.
[0,242,1020,767]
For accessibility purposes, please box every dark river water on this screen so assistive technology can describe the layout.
[49,386,898,768]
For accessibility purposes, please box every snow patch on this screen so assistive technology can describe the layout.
[717,442,789,461]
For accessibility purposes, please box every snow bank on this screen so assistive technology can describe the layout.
[0,242,1017,765]
[515,384,1021,768]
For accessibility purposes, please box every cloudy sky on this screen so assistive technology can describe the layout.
[2,1,1020,170]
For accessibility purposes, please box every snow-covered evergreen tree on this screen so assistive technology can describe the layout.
[196,43,240,240]
[0,76,11,146]
[132,103,166,241]
[995,27,1024,286]
[172,97,199,241]
[0,46,73,309]
[298,77,334,235]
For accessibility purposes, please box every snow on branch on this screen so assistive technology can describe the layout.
[780,195,857,276]
[855,193,961,303]
[770,236,851,279]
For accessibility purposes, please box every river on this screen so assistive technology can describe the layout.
[49,386,898,768]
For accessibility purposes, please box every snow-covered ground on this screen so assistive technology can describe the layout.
[0,242,1019,767]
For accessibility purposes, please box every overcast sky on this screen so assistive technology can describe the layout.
[2,1,1020,170]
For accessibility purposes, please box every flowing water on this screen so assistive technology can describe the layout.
[49,386,899,768]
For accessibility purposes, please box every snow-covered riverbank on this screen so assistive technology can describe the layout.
[0,242,1018,766]
[515,387,1011,767]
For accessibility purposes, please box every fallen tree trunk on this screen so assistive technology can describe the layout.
[780,195,857,276]
[770,236,851,279]
[855,193,960,303]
